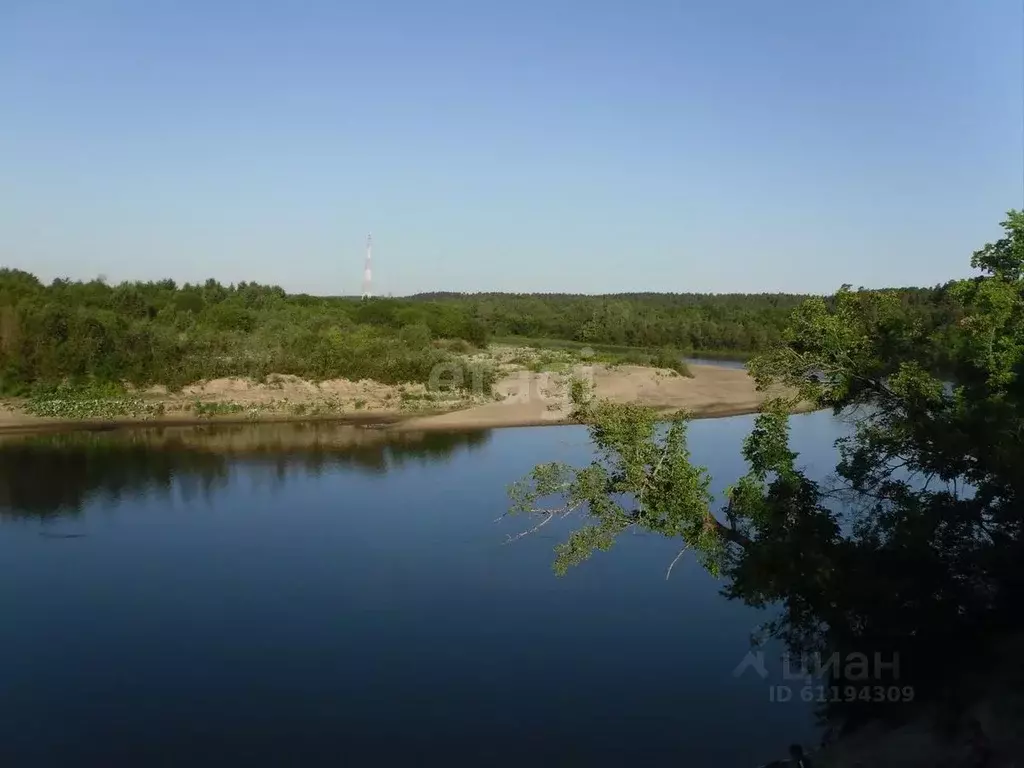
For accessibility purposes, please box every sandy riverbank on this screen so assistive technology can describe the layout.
[0,363,796,436]
[395,362,793,431]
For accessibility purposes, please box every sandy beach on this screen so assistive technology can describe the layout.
[395,363,788,430]
[0,362,794,435]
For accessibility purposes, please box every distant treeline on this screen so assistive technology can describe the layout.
[0,268,956,393]
[407,288,953,353]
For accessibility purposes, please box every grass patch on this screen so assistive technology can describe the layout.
[24,396,166,420]
[23,381,167,420]
[191,401,248,418]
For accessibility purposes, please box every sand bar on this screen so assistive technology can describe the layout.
[0,364,798,436]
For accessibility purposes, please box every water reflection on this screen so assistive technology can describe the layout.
[0,423,490,520]
[0,419,817,766]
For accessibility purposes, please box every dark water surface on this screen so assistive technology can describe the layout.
[0,413,843,767]
[683,356,748,370]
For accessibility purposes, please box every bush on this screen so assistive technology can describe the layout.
[651,346,692,377]
[399,323,433,348]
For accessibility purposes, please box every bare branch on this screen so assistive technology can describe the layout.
[638,439,671,509]
[665,545,689,580]
[504,512,555,544]
[502,501,584,544]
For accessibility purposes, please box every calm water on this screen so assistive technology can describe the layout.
[683,356,748,370]
[0,412,845,767]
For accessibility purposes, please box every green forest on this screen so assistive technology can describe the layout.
[0,262,955,396]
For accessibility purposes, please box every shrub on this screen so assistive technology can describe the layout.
[651,346,692,377]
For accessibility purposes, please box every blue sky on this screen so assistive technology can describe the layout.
[2,0,1021,295]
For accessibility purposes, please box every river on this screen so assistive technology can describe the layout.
[0,409,847,766]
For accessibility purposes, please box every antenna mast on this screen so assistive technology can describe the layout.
[361,233,373,298]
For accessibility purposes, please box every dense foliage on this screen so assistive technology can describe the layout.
[0,274,492,394]
[411,289,952,354]
[414,291,812,351]
[511,211,1024,734]
[0,265,952,395]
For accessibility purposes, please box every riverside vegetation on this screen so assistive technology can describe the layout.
[0,260,960,421]
[510,211,1024,763]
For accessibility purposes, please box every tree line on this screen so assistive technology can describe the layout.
[409,288,953,354]
[0,265,956,394]
[0,272,491,394]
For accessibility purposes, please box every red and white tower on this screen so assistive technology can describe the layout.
[361,233,373,298]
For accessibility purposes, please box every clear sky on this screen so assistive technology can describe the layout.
[2,0,1022,296]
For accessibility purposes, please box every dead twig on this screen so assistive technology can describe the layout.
[665,544,689,580]
[504,511,556,544]
[503,501,583,544]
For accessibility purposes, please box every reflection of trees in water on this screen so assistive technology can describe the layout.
[0,441,229,519]
[0,424,491,519]
[506,214,1024,754]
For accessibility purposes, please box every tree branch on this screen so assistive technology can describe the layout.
[504,512,555,544]
[713,516,752,549]
[502,501,584,543]
[638,439,671,509]
[665,545,688,580]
